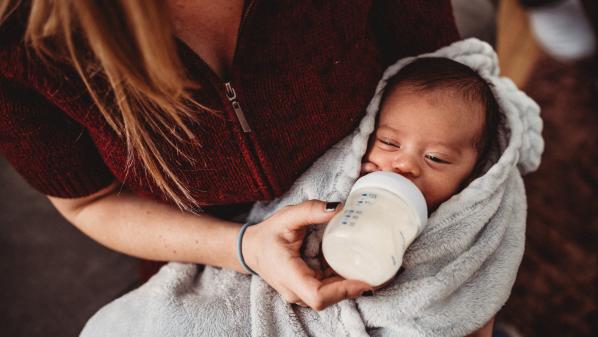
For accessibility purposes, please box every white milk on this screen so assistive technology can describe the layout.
[322,172,428,286]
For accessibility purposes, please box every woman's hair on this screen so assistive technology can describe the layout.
[381,57,502,180]
[1,0,207,211]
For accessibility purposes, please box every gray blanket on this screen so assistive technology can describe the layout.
[81,38,543,337]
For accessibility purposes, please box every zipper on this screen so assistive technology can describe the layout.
[223,0,256,133]
[224,0,276,198]
[224,81,252,133]
[175,0,273,198]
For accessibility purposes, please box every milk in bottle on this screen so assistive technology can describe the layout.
[322,171,428,286]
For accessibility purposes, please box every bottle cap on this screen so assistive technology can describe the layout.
[350,171,428,233]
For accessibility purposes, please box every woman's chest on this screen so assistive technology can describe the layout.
[167,0,245,79]
[59,1,386,205]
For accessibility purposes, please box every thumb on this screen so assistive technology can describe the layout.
[280,200,342,232]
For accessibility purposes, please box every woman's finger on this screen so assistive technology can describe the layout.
[277,285,301,305]
[285,256,370,311]
[274,283,308,308]
[277,200,341,232]
[294,300,307,307]
[320,274,344,286]
[298,276,371,310]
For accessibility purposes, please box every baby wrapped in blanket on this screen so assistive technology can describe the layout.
[81,38,544,337]
[304,54,502,289]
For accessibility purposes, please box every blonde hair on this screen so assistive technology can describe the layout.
[1,0,207,211]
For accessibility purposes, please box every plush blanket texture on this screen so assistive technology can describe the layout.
[81,38,543,337]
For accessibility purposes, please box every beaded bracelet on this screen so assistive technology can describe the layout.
[237,222,258,276]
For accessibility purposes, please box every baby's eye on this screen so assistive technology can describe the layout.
[379,138,400,148]
[425,154,450,164]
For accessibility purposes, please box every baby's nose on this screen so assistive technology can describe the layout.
[391,153,421,178]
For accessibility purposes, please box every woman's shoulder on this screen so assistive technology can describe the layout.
[0,5,92,118]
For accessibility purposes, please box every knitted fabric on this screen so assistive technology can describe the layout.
[0,1,458,205]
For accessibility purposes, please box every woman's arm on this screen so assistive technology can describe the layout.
[48,182,370,310]
[48,181,244,271]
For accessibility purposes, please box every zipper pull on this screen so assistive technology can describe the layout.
[224,82,252,133]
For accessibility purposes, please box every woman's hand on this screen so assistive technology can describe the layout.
[242,200,372,311]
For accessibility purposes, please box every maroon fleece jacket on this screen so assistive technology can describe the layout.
[0,1,459,208]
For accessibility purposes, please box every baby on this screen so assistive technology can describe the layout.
[360,57,501,211]
[319,57,502,283]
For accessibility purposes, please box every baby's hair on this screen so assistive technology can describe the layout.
[381,57,501,179]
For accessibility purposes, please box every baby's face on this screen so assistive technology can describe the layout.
[361,84,484,210]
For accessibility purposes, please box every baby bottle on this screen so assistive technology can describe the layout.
[322,171,428,286]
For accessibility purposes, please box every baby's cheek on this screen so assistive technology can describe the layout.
[423,178,460,210]
[360,161,379,174]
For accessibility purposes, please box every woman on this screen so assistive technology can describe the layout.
[0,0,492,335]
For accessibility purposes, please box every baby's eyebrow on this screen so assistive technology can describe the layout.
[429,143,461,155]
[377,125,464,155]
[377,125,400,134]
[428,140,455,148]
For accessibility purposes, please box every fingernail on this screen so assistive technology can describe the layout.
[324,202,341,212]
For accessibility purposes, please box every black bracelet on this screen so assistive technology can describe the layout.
[237,222,258,276]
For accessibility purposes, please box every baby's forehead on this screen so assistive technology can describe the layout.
[377,84,487,146]
[385,81,483,103]
[381,83,486,119]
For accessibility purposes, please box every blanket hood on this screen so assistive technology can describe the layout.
[376,38,543,173]
[349,38,544,208]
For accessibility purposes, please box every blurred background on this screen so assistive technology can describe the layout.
[1,0,596,336]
